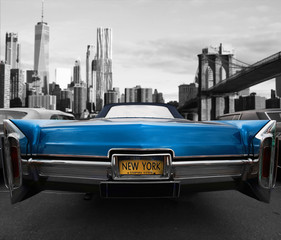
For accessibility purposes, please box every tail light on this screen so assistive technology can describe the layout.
[4,135,22,189]
[3,120,24,190]
[262,145,271,178]
[10,140,21,181]
[258,135,277,189]
[255,120,278,189]
[273,136,280,184]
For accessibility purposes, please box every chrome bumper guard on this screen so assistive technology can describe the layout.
[21,157,259,184]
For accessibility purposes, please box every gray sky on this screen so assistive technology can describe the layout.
[1,0,281,101]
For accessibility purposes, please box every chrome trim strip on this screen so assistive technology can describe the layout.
[22,159,111,167]
[25,154,108,159]
[3,120,26,139]
[108,148,175,158]
[25,152,255,160]
[172,159,258,166]
[174,154,250,159]
[255,120,276,140]
[264,112,271,120]
[23,158,257,166]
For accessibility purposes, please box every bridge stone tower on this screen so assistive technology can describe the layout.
[197,44,234,120]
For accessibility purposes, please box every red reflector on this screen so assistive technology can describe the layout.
[10,146,20,178]
[262,146,271,178]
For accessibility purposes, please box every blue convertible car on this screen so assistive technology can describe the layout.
[1,103,279,203]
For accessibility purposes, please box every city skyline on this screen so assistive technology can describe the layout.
[1,0,281,101]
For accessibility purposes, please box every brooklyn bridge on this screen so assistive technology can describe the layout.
[180,44,281,121]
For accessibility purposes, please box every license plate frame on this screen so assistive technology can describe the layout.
[112,153,172,180]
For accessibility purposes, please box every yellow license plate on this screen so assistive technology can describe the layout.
[119,159,164,175]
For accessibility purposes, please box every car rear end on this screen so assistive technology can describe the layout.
[1,118,279,204]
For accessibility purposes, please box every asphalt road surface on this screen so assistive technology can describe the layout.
[0,175,280,240]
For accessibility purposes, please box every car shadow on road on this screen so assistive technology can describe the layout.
[28,191,246,240]
[1,186,281,240]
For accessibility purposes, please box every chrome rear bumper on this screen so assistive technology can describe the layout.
[21,157,258,185]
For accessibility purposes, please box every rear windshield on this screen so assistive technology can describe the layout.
[105,105,174,118]
[50,114,75,120]
[266,112,281,122]
[0,111,27,124]
[218,114,240,120]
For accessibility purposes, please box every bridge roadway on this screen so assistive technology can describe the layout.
[204,51,281,96]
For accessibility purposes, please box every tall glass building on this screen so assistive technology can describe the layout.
[95,27,112,111]
[34,19,49,95]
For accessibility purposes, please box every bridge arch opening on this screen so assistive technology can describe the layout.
[219,66,227,82]
[205,66,214,88]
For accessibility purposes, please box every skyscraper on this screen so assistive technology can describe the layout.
[73,59,81,85]
[86,45,94,112]
[5,32,20,68]
[0,62,11,108]
[86,45,94,87]
[95,27,112,111]
[34,1,49,95]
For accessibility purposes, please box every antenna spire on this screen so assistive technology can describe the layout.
[41,0,44,22]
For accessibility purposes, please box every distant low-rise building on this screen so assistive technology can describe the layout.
[125,85,153,103]
[60,89,73,112]
[28,95,56,110]
[105,90,118,105]
[113,87,120,103]
[153,89,165,103]
[49,82,62,110]
[266,98,281,108]
[73,84,87,118]
[137,88,152,102]
[266,90,281,108]
[10,69,25,107]
[235,93,265,111]
[178,83,198,107]
[120,93,125,103]
[125,87,136,103]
